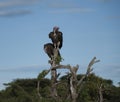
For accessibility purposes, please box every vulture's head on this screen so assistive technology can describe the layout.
[53,26,59,33]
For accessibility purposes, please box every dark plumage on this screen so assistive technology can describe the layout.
[49,26,63,49]
[44,43,61,60]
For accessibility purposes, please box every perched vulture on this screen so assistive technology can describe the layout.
[44,43,61,60]
[49,26,63,49]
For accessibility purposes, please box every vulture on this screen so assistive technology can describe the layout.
[44,43,61,60]
[49,26,63,49]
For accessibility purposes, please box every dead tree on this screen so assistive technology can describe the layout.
[51,57,100,102]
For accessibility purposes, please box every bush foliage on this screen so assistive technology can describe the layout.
[0,73,120,102]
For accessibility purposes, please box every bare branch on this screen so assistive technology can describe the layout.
[51,64,71,70]
[77,57,100,86]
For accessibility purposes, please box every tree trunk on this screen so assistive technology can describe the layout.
[50,48,58,98]
[99,84,103,102]
[37,80,42,99]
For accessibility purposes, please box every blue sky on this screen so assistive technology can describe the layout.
[0,0,120,90]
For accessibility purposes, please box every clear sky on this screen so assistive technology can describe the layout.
[0,0,120,90]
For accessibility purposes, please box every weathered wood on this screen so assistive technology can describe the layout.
[37,80,42,99]
[51,64,79,102]
[99,84,103,102]
[50,48,59,97]
[77,57,100,86]
[50,56,100,102]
